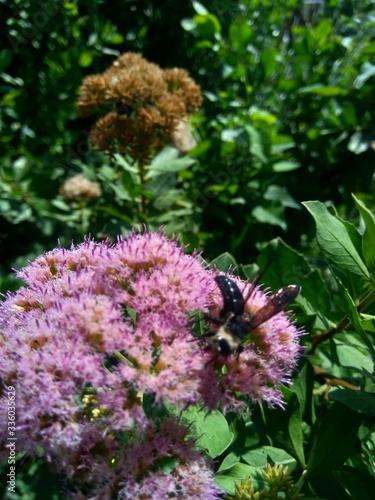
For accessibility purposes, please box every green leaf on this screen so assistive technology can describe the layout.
[251,205,287,230]
[146,147,195,178]
[257,237,308,290]
[352,194,375,274]
[348,131,369,154]
[272,160,300,172]
[305,402,362,478]
[152,190,182,210]
[181,18,197,32]
[330,389,375,416]
[210,252,238,272]
[245,124,267,164]
[354,62,375,89]
[333,276,375,359]
[219,452,242,471]
[193,13,221,40]
[181,407,233,458]
[301,269,332,318]
[335,342,374,372]
[215,463,264,496]
[112,154,139,175]
[192,1,208,15]
[78,51,94,67]
[303,201,370,278]
[331,468,375,500]
[260,48,277,79]
[292,360,316,425]
[264,185,300,209]
[229,19,252,51]
[298,84,347,96]
[242,446,296,469]
[284,387,305,467]
[0,49,12,73]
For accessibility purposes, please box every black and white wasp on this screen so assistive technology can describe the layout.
[203,275,301,357]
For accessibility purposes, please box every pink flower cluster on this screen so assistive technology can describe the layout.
[0,231,302,497]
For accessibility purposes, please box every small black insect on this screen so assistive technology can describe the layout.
[203,275,301,357]
[115,101,133,116]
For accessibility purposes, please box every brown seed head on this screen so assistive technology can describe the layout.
[77,53,202,162]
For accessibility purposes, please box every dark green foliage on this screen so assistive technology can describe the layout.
[1,1,375,499]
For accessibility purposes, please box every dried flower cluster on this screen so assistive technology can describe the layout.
[0,231,302,497]
[59,174,101,201]
[77,53,202,163]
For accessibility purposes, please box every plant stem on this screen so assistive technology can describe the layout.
[308,287,375,353]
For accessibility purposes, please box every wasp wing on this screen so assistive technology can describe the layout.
[248,284,301,330]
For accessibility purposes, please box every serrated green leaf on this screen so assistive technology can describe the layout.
[303,201,369,278]
[352,194,375,274]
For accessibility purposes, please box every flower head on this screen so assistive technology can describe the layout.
[59,174,101,201]
[0,230,303,496]
[77,53,202,162]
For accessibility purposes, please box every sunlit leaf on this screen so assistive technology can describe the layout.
[299,84,347,96]
[303,201,369,278]
[181,407,233,458]
[354,62,375,89]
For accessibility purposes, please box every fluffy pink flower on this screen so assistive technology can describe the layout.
[0,230,303,496]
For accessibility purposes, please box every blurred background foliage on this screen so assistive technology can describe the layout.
[1,1,375,498]
[1,0,375,290]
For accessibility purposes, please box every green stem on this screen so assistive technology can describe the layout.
[113,350,133,367]
[138,159,148,220]
[308,287,375,354]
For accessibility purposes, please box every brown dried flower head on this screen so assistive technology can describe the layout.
[59,174,101,201]
[77,53,202,163]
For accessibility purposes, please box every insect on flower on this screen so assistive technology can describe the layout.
[203,275,301,357]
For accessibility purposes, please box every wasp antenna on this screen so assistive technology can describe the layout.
[242,257,276,305]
